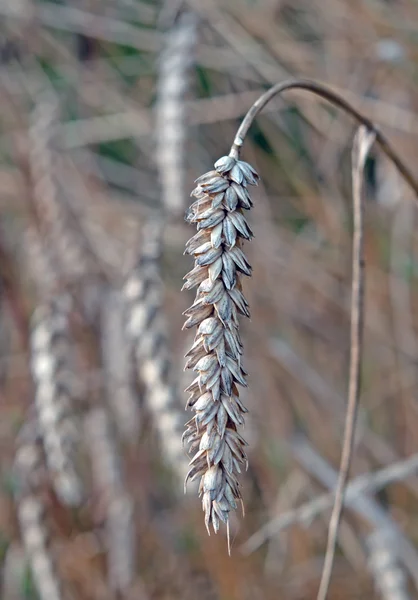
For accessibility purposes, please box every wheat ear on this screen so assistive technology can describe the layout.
[30,296,83,507]
[182,155,258,540]
[29,95,95,281]
[124,219,188,482]
[156,11,198,216]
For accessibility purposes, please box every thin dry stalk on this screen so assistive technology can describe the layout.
[124,219,188,482]
[230,80,418,198]
[84,407,136,595]
[30,296,84,507]
[183,155,258,544]
[316,126,375,600]
[100,288,141,442]
[156,10,198,216]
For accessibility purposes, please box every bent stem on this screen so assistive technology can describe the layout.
[229,79,418,200]
[228,79,418,588]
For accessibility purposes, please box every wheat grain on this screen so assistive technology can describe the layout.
[182,155,258,540]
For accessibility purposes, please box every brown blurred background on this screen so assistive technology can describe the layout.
[1,0,418,599]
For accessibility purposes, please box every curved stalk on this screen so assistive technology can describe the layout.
[229,78,418,200]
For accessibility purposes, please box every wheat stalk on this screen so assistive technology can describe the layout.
[23,225,59,299]
[100,288,141,442]
[85,407,135,594]
[182,155,258,543]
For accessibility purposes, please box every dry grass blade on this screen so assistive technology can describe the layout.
[241,451,418,554]
[293,438,418,590]
[316,125,375,600]
[183,155,257,545]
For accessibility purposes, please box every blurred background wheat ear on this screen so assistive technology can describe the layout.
[1,1,418,599]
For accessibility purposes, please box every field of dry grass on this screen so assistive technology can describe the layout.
[1,1,418,598]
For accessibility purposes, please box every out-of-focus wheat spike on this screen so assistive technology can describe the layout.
[156,11,198,216]
[123,219,188,482]
[367,531,410,600]
[28,94,95,281]
[84,408,135,594]
[13,420,65,600]
[29,296,84,507]
[100,288,141,441]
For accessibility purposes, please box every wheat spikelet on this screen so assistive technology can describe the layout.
[14,421,65,600]
[29,94,95,281]
[182,155,258,538]
[156,11,198,216]
[29,296,83,507]
[84,407,135,594]
[123,218,188,482]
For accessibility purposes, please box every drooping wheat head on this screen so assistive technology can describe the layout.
[182,155,258,537]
